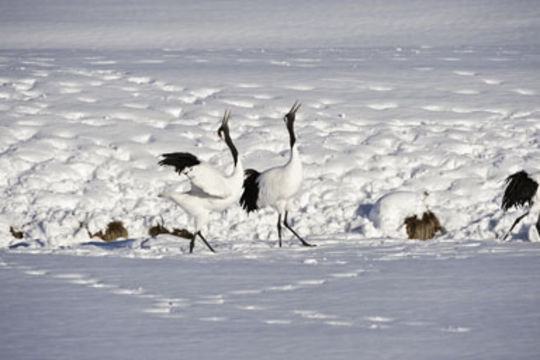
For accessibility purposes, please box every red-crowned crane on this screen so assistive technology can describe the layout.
[240,101,314,248]
[158,110,243,253]
[501,170,540,241]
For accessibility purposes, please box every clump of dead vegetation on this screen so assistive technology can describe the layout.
[10,226,24,239]
[83,221,129,242]
[404,211,444,240]
[148,219,193,239]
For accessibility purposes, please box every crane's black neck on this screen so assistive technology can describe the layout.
[286,120,296,149]
[222,129,238,166]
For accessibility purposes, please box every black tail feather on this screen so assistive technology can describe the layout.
[240,169,260,213]
[502,170,538,210]
[159,152,200,175]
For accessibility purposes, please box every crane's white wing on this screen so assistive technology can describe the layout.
[186,162,233,199]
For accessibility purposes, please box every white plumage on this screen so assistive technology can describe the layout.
[256,145,303,213]
[159,110,243,253]
[240,101,314,247]
[184,162,238,199]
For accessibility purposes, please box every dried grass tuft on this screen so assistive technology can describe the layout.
[148,220,193,239]
[10,226,24,239]
[86,221,128,242]
[404,211,443,240]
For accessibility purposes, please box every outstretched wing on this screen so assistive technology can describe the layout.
[502,170,539,210]
[159,152,200,175]
[160,152,234,198]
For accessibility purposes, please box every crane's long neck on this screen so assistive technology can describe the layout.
[223,131,239,167]
[287,118,296,149]
[285,118,301,170]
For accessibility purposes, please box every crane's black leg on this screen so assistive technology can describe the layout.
[502,211,529,240]
[189,233,197,253]
[536,213,540,237]
[284,211,315,247]
[277,214,282,248]
[197,231,216,253]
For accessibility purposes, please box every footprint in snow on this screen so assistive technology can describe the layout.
[229,289,264,295]
[366,316,394,329]
[293,310,337,320]
[235,83,261,89]
[453,70,476,76]
[88,60,118,65]
[122,103,150,110]
[283,84,314,91]
[24,269,48,276]
[512,88,536,96]
[443,326,471,333]
[264,319,292,325]
[330,271,358,278]
[366,103,398,111]
[134,59,166,65]
[237,305,265,311]
[111,288,146,296]
[452,89,480,95]
[296,279,326,286]
[200,317,227,322]
[53,273,87,280]
[481,78,502,85]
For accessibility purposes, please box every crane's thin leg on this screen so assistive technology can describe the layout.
[189,233,196,253]
[197,231,216,253]
[536,214,540,237]
[284,211,315,247]
[502,211,529,240]
[277,214,282,248]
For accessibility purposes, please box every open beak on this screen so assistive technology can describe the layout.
[284,100,301,122]
[218,109,231,139]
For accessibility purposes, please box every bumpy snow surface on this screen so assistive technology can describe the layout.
[1,1,540,359]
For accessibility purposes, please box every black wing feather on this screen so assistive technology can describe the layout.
[159,152,200,175]
[240,169,260,213]
[502,170,539,210]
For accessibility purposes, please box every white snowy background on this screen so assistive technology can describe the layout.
[1,1,540,359]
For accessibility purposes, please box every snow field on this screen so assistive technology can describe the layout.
[2,1,540,359]
[1,47,539,252]
[2,243,540,360]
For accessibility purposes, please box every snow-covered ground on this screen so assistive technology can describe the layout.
[1,1,540,359]
[2,244,540,360]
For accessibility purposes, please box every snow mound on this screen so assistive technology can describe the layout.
[369,191,429,238]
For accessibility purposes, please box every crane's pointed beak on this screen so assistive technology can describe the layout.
[218,109,231,140]
[284,101,301,123]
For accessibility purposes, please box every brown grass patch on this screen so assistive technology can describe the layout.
[148,221,193,239]
[404,211,443,240]
[10,226,24,239]
[85,221,128,242]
